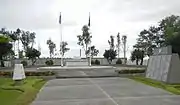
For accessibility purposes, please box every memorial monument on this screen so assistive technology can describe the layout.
[66,56,88,66]
[146,46,180,83]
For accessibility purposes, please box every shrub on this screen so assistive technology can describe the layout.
[116,58,122,64]
[45,60,54,66]
[91,60,95,64]
[118,69,145,74]
[21,60,28,67]
[0,71,55,77]
[95,59,100,65]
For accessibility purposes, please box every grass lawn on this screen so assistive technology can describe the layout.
[0,77,46,105]
[130,76,180,95]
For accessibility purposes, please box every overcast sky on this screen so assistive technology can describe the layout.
[0,0,180,58]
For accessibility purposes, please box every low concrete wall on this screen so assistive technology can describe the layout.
[2,57,148,67]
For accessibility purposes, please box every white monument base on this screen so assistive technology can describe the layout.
[146,54,180,83]
[13,64,26,80]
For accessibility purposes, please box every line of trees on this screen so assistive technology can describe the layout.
[103,33,126,64]
[0,28,41,66]
[131,15,180,65]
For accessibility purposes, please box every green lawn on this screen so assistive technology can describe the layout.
[0,77,46,105]
[130,76,180,95]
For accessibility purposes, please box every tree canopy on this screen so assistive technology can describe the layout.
[132,15,180,65]
[47,38,56,58]
[77,25,92,57]
[0,35,12,67]
[60,41,70,56]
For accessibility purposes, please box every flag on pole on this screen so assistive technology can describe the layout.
[59,12,61,24]
[88,12,90,27]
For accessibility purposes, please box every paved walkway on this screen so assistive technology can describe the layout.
[31,78,180,105]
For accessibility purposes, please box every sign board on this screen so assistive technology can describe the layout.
[13,64,26,80]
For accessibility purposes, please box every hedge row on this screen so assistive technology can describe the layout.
[117,69,145,74]
[0,71,55,77]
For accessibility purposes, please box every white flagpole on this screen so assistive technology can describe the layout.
[60,24,63,67]
[59,12,63,67]
[89,12,91,67]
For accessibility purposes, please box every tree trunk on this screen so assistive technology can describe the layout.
[136,59,139,65]
[18,40,20,58]
[140,58,144,65]
[85,44,87,58]
[32,59,36,65]
[0,55,4,67]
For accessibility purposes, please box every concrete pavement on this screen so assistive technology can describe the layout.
[31,78,180,105]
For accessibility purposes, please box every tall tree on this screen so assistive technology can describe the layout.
[60,41,70,56]
[116,33,121,58]
[108,35,115,50]
[15,28,21,58]
[20,31,36,52]
[77,25,92,57]
[0,35,13,67]
[0,28,18,58]
[86,45,99,58]
[46,38,56,58]
[103,35,117,64]
[159,15,180,55]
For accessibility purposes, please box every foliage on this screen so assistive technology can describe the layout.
[21,60,28,67]
[60,41,70,56]
[86,45,99,58]
[0,35,13,67]
[46,39,56,58]
[20,31,36,52]
[103,49,117,64]
[159,15,180,55]
[134,15,180,57]
[94,59,100,65]
[0,78,46,105]
[77,25,92,57]
[108,35,115,50]
[26,48,41,65]
[130,76,180,95]
[116,58,122,64]
[116,33,121,58]
[131,49,145,65]
[45,60,54,66]
[19,50,24,59]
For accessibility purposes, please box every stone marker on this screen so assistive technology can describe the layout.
[13,64,26,80]
[146,46,180,84]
